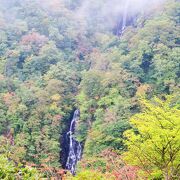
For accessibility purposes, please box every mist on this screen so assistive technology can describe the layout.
[74,0,167,32]
[0,0,167,34]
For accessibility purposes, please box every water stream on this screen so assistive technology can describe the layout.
[115,0,131,36]
[66,109,82,175]
[121,0,130,32]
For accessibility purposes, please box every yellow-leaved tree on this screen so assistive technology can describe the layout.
[124,96,180,179]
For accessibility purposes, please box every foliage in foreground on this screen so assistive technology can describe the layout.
[0,155,41,180]
[124,96,180,179]
[65,170,113,180]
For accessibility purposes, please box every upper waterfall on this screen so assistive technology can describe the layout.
[122,0,130,32]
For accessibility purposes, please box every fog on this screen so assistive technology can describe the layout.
[76,0,166,17]
[0,0,167,33]
[75,0,166,26]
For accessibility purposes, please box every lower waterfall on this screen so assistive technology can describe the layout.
[66,109,82,175]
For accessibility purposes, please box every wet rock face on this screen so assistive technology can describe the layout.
[113,0,139,36]
[114,14,137,36]
[60,129,70,168]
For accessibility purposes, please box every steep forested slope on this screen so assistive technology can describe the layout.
[0,0,179,179]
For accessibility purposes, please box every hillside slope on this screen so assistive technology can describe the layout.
[0,0,179,179]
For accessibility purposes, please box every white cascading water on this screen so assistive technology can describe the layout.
[66,110,82,175]
[121,0,130,32]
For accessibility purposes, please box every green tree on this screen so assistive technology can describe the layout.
[124,96,180,179]
[66,170,111,180]
[0,154,41,180]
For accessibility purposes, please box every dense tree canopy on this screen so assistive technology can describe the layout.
[0,0,179,179]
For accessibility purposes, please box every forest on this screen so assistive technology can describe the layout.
[0,0,179,179]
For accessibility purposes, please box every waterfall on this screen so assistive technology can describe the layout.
[115,0,130,36]
[66,109,82,175]
[121,0,130,32]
